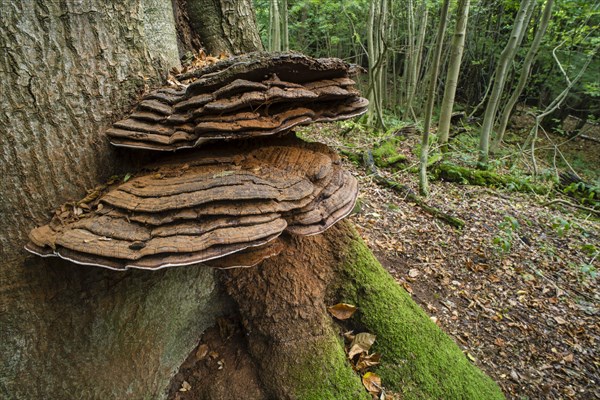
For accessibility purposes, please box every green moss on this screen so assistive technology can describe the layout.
[288,328,370,400]
[332,229,504,400]
[372,138,407,169]
[431,162,548,194]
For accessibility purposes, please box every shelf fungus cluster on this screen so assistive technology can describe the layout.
[26,53,366,270]
[106,53,368,151]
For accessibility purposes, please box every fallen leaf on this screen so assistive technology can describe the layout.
[563,353,574,363]
[554,316,567,325]
[356,353,381,371]
[328,303,358,320]
[362,372,382,395]
[195,344,209,361]
[343,330,355,342]
[349,332,376,359]
[179,381,191,392]
[408,268,420,278]
[494,338,505,347]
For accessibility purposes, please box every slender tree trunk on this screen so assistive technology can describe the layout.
[366,0,377,125]
[492,0,554,149]
[438,0,471,151]
[419,0,450,196]
[403,0,428,120]
[282,0,289,51]
[269,0,282,51]
[478,0,536,164]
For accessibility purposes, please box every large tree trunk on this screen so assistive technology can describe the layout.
[0,2,226,399]
[187,0,263,55]
[1,2,504,399]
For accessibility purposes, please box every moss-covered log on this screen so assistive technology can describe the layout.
[431,162,549,194]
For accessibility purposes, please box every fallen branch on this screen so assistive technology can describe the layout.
[541,198,600,216]
[361,151,465,229]
[580,134,600,144]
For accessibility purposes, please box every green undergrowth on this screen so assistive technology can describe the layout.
[371,137,408,170]
[290,331,369,400]
[430,162,549,194]
[331,227,504,400]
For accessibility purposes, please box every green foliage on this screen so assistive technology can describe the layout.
[493,215,520,255]
[562,181,600,207]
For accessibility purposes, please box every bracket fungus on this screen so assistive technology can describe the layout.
[26,53,366,270]
[105,53,368,151]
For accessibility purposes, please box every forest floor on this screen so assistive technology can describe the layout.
[301,115,599,400]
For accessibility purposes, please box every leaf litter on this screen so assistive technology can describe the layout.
[304,123,600,400]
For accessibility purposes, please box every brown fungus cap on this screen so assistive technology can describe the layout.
[25,139,358,271]
[105,52,368,151]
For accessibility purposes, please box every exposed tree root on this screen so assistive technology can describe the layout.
[542,198,600,216]
[181,222,504,399]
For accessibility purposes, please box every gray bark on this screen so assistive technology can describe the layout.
[419,0,450,196]
[493,0,554,148]
[0,1,225,398]
[438,0,470,149]
[478,0,535,164]
[187,0,263,54]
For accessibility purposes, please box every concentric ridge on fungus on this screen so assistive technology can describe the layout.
[105,52,369,151]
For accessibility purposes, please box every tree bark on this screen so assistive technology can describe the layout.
[187,0,263,55]
[478,0,535,164]
[492,0,554,149]
[437,0,471,151]
[419,0,450,196]
[0,2,226,399]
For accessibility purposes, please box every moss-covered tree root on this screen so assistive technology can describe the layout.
[216,222,503,399]
[331,223,504,399]
[431,162,548,194]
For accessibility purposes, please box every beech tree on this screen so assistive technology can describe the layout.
[478,0,536,164]
[437,0,471,151]
[0,1,502,399]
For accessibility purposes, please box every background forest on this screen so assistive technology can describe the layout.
[254,0,599,187]
[254,0,599,127]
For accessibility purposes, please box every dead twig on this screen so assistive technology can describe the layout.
[541,198,600,216]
